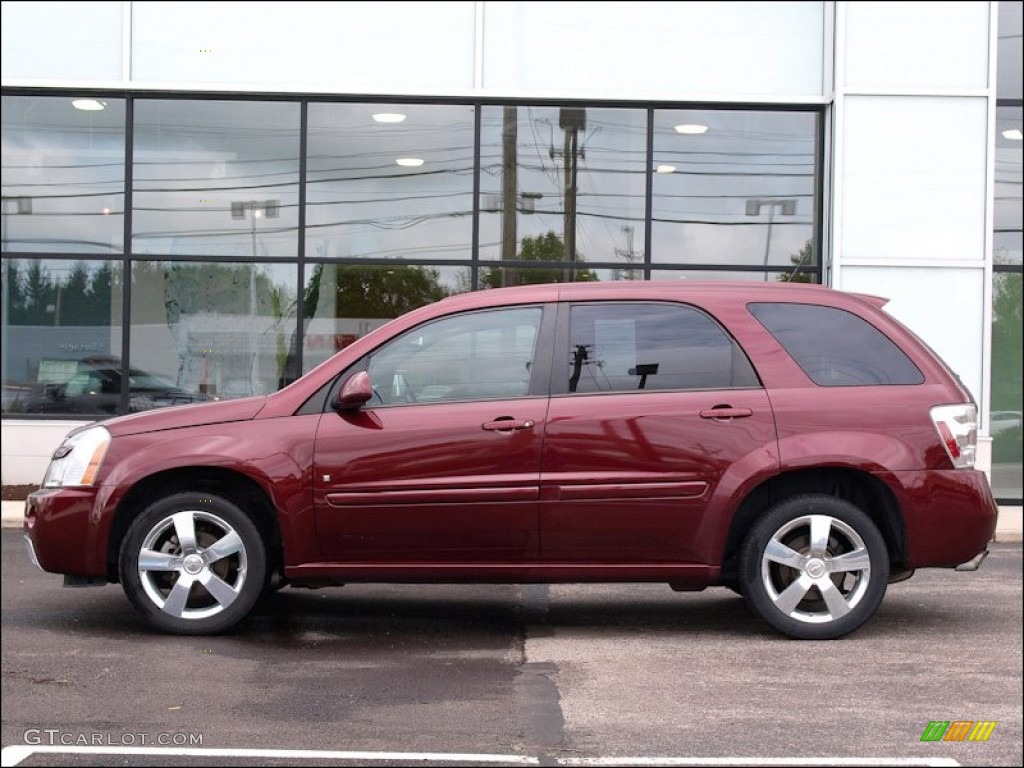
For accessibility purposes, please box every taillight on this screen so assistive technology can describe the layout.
[930,404,977,469]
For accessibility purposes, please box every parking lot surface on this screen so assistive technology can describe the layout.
[2,530,1021,766]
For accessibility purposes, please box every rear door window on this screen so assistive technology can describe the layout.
[749,302,924,386]
[565,302,759,393]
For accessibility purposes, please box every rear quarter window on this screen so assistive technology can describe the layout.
[748,302,925,386]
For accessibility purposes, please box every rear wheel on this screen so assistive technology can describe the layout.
[740,495,889,640]
[119,492,266,634]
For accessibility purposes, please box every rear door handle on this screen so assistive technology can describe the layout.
[699,406,753,420]
[482,417,536,432]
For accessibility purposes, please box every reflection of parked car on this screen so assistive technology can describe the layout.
[23,356,207,415]
[991,410,1023,436]
[26,282,998,640]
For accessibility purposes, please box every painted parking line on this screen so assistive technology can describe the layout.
[0,745,960,768]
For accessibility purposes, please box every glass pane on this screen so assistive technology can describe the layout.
[650,268,820,284]
[995,106,1023,234]
[132,100,300,257]
[651,109,817,268]
[131,261,298,401]
[567,303,758,394]
[303,263,465,374]
[367,307,543,404]
[479,105,647,276]
[480,265,643,290]
[994,231,1023,268]
[2,258,123,415]
[1,95,125,254]
[306,103,474,260]
[991,272,1022,500]
[997,0,1024,101]
[749,303,925,387]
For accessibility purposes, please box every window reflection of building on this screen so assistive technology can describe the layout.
[992,2,1023,503]
[2,96,822,419]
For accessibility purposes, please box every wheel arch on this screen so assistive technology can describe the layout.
[105,467,283,583]
[719,467,907,586]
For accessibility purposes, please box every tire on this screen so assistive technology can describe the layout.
[119,492,266,635]
[739,494,889,640]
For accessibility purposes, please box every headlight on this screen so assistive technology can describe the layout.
[42,426,111,488]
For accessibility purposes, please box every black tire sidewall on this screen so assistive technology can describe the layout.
[740,494,889,640]
[119,492,267,635]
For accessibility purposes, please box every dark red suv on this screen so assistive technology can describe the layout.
[23,281,998,639]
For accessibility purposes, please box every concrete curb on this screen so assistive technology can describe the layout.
[5,499,1022,541]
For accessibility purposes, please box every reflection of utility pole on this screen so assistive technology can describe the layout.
[614,225,638,280]
[554,108,586,282]
[231,199,278,389]
[745,198,796,281]
[501,107,518,287]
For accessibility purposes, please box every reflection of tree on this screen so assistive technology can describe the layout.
[778,239,815,283]
[333,264,449,318]
[480,231,598,288]
[5,259,118,326]
[992,271,1022,461]
[160,263,280,321]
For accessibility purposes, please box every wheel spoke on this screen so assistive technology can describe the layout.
[161,574,195,617]
[199,570,240,608]
[172,511,198,553]
[808,515,833,557]
[203,529,243,564]
[827,548,871,574]
[772,574,813,615]
[764,538,807,570]
[817,579,853,619]
[138,548,181,572]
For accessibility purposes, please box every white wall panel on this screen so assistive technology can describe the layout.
[840,96,987,262]
[1,1,123,81]
[483,1,824,98]
[0,421,84,486]
[844,1,990,91]
[131,1,476,91]
[840,266,984,406]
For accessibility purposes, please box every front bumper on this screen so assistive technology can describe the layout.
[23,487,108,578]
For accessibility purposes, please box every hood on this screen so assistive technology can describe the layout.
[101,396,268,437]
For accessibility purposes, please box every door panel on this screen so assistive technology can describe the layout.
[540,301,777,564]
[313,399,547,561]
[540,390,775,563]
[312,304,551,563]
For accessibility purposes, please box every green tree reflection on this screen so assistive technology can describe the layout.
[481,231,598,288]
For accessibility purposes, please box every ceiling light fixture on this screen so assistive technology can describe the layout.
[72,99,106,111]
[655,164,677,174]
[396,157,424,167]
[1002,128,1023,141]
[373,113,407,123]
[674,123,708,135]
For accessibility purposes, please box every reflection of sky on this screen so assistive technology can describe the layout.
[4,95,817,270]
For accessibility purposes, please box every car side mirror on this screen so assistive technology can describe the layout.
[333,370,373,411]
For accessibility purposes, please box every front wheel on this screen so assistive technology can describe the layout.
[119,493,266,634]
[739,495,889,640]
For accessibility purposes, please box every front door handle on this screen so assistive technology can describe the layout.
[482,417,536,432]
[699,406,753,420]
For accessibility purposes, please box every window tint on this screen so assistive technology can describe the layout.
[567,303,759,394]
[749,302,925,386]
[367,307,542,404]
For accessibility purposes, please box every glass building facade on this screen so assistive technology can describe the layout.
[1,96,821,414]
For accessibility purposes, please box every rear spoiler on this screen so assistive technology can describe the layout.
[849,292,889,308]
